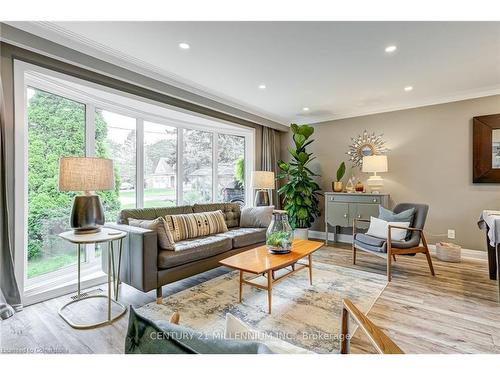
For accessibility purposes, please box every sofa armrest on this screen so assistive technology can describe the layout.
[102,223,158,293]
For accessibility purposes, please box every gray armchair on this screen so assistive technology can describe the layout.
[352,203,435,281]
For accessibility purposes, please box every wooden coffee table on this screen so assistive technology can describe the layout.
[219,239,323,314]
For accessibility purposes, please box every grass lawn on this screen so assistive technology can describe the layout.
[28,252,78,279]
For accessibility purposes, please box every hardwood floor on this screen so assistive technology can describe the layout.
[1,244,499,354]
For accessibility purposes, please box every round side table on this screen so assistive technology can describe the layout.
[58,227,127,329]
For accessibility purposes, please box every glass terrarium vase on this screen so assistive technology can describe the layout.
[266,210,293,254]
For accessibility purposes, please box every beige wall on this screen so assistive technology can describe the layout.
[281,95,500,250]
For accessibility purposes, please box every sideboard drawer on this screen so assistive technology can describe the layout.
[326,194,382,204]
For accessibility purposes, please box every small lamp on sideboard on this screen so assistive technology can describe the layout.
[251,171,275,206]
[59,157,114,234]
[362,155,388,193]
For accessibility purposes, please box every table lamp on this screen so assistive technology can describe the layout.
[59,157,114,234]
[362,155,388,193]
[251,171,275,206]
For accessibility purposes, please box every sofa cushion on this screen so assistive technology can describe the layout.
[164,211,228,242]
[118,205,194,224]
[354,233,386,248]
[353,239,387,254]
[128,217,175,250]
[379,206,415,224]
[240,206,274,228]
[216,228,266,248]
[193,203,241,228]
[366,216,410,241]
[158,236,232,269]
[125,307,272,354]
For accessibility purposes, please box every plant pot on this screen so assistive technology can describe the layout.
[294,228,309,240]
[332,181,343,192]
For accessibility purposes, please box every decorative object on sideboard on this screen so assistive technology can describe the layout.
[435,242,461,263]
[278,124,322,240]
[362,155,388,193]
[472,113,500,183]
[345,176,356,193]
[58,157,114,234]
[346,130,390,167]
[355,180,364,192]
[332,161,346,192]
[251,171,275,206]
[266,210,293,254]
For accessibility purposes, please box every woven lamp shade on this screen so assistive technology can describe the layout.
[59,157,114,192]
[362,155,388,173]
[251,171,275,189]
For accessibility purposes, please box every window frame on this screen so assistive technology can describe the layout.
[14,60,255,305]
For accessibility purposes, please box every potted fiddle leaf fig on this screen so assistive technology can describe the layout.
[333,161,346,192]
[277,124,322,240]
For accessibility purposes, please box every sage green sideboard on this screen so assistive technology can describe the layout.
[324,192,390,244]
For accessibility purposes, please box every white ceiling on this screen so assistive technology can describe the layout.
[9,21,500,125]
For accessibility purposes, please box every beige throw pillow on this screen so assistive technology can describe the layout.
[165,210,228,242]
[128,217,175,250]
[240,206,274,228]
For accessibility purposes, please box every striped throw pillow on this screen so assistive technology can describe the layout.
[165,210,228,242]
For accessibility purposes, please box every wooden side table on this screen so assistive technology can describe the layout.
[58,228,127,329]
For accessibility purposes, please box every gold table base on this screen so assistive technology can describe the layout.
[58,236,126,329]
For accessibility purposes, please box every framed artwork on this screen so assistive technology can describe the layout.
[473,113,500,183]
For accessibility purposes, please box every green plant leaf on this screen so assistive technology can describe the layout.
[298,125,314,139]
[297,207,309,220]
[293,133,306,147]
[297,152,309,163]
[336,161,346,181]
[278,160,289,172]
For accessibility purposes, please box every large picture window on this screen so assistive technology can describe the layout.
[15,61,254,304]
[26,87,86,279]
[183,129,213,204]
[217,134,245,204]
[96,109,137,220]
[144,121,177,207]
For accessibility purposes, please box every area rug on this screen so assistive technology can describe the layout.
[137,261,387,353]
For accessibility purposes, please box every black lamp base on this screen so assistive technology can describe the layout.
[70,195,105,234]
[254,190,270,206]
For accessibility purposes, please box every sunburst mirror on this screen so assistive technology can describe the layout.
[346,130,389,167]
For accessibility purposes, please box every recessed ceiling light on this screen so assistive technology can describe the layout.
[178,42,190,50]
[385,45,397,53]
[404,86,413,92]
[302,107,310,112]
[258,84,266,89]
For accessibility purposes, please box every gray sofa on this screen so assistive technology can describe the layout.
[103,203,266,303]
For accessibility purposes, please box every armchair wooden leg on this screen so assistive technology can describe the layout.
[156,286,163,304]
[387,251,392,282]
[392,254,397,262]
[353,244,357,265]
[421,232,435,276]
[424,250,435,276]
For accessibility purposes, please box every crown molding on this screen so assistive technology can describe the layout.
[309,85,500,125]
[3,21,289,128]
[5,22,498,128]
